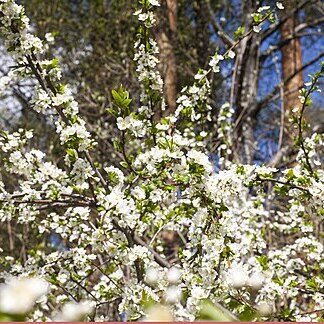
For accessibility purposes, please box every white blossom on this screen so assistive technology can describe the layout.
[276,2,285,10]
[54,301,94,321]
[149,0,160,6]
[0,278,48,314]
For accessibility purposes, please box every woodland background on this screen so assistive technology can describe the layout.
[0,0,324,258]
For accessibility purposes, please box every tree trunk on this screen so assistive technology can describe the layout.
[157,0,178,116]
[193,0,211,68]
[280,0,304,142]
[233,0,261,164]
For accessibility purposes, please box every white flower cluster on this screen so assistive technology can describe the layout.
[175,82,212,122]
[117,115,146,137]
[133,2,164,134]
[0,277,48,315]
[0,69,19,95]
[0,0,93,154]
[216,102,235,167]
[209,53,224,73]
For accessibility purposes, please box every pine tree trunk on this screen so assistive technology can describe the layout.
[193,0,211,68]
[280,0,304,142]
[157,0,178,116]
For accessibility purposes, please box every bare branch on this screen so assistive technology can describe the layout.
[261,0,319,42]
[255,51,324,116]
[295,16,324,32]
[206,0,234,48]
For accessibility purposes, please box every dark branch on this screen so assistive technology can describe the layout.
[206,0,235,48]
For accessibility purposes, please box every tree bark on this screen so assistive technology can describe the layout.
[280,0,304,142]
[157,0,178,116]
[193,0,211,68]
[233,0,261,164]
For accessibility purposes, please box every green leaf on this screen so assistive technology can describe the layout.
[113,140,122,152]
[106,107,118,117]
[274,184,289,195]
[112,89,122,102]
[198,299,237,322]
[236,165,245,175]
[273,274,284,286]
[280,307,293,319]
[56,83,66,94]
[305,97,312,106]
[240,304,257,321]
[234,26,245,39]
[120,161,129,169]
[66,148,77,159]
[0,312,15,322]
[306,278,318,290]
[286,169,295,181]
[44,58,59,71]
[252,13,262,23]
[218,203,229,212]
[257,255,269,270]
[111,85,132,110]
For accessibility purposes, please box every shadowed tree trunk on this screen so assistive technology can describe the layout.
[194,0,211,68]
[157,0,178,116]
[233,0,261,164]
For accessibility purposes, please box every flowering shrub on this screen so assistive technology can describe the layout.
[0,0,323,322]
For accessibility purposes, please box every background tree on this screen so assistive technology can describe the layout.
[1,0,323,263]
[0,0,320,168]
